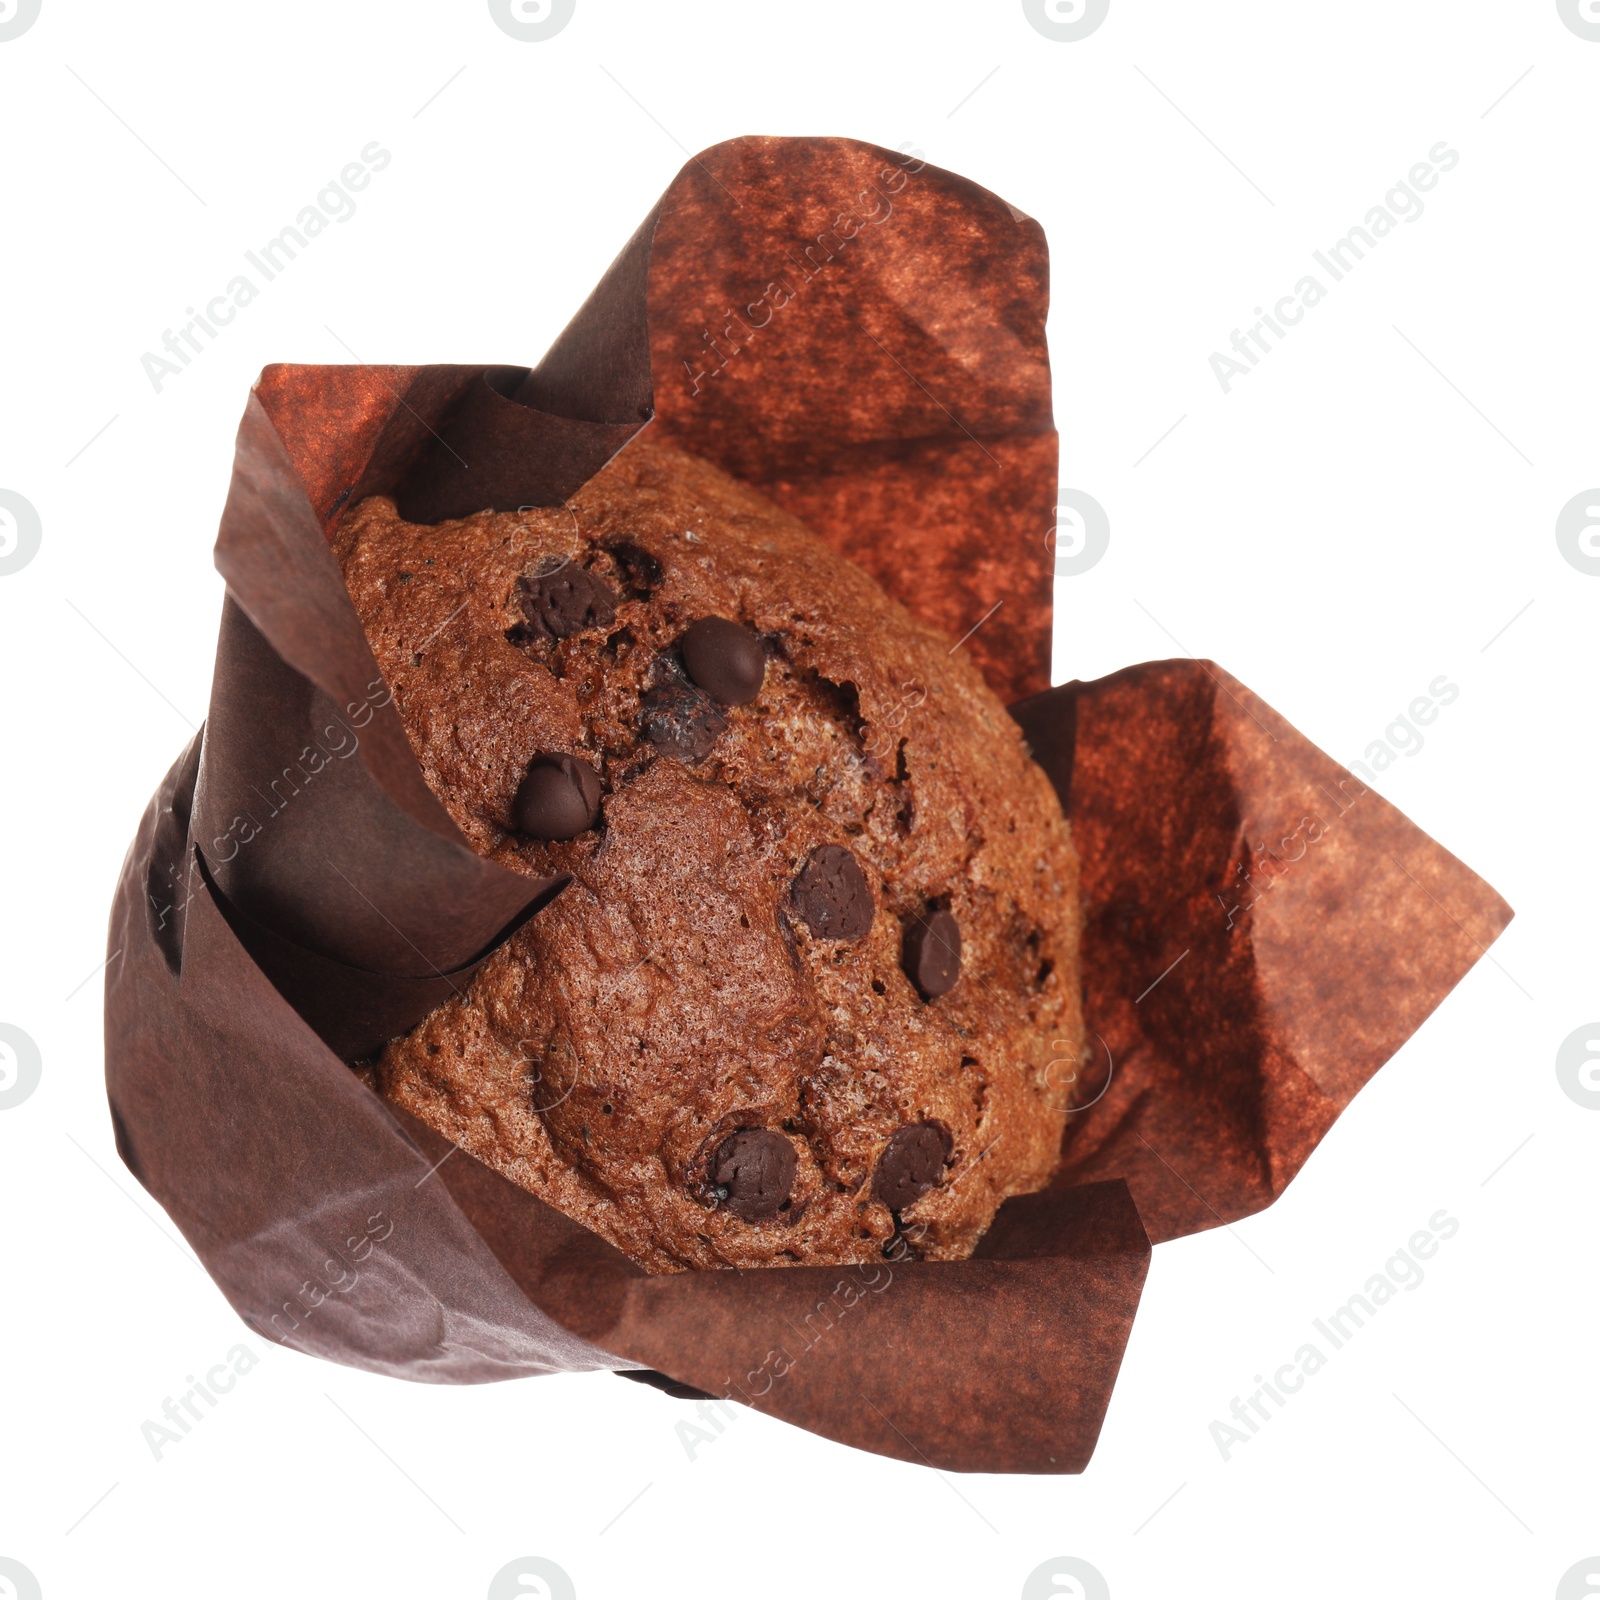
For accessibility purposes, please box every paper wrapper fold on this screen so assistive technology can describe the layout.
[105,137,1511,1474]
[1012,664,1512,1241]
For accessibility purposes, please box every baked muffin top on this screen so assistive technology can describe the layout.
[337,437,1082,1271]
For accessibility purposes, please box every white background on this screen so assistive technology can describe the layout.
[1,2,1594,1597]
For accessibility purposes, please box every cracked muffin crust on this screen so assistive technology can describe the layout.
[336,437,1083,1272]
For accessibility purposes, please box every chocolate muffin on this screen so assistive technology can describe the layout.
[335,438,1084,1272]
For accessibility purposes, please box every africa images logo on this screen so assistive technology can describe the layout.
[0,1024,42,1110]
[1023,0,1109,43]
[1555,489,1600,574]
[1209,143,1460,393]
[488,0,575,42]
[487,1557,576,1599]
[1021,1557,1110,1599]
[0,490,41,576]
[1555,1024,1600,1110]
[0,0,41,42]
[1557,0,1600,42]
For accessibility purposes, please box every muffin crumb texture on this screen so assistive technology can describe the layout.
[336,438,1083,1272]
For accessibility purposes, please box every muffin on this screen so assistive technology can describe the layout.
[335,437,1083,1272]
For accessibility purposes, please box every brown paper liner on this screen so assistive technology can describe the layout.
[104,137,1510,1474]
[1013,664,1512,1241]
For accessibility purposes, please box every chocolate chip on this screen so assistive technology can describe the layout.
[512,754,602,839]
[872,1122,952,1213]
[515,564,617,641]
[903,909,961,999]
[680,616,766,706]
[711,1129,797,1221]
[791,845,873,940]
[640,678,727,760]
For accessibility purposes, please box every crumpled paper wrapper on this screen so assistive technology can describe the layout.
[104,136,1511,1474]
